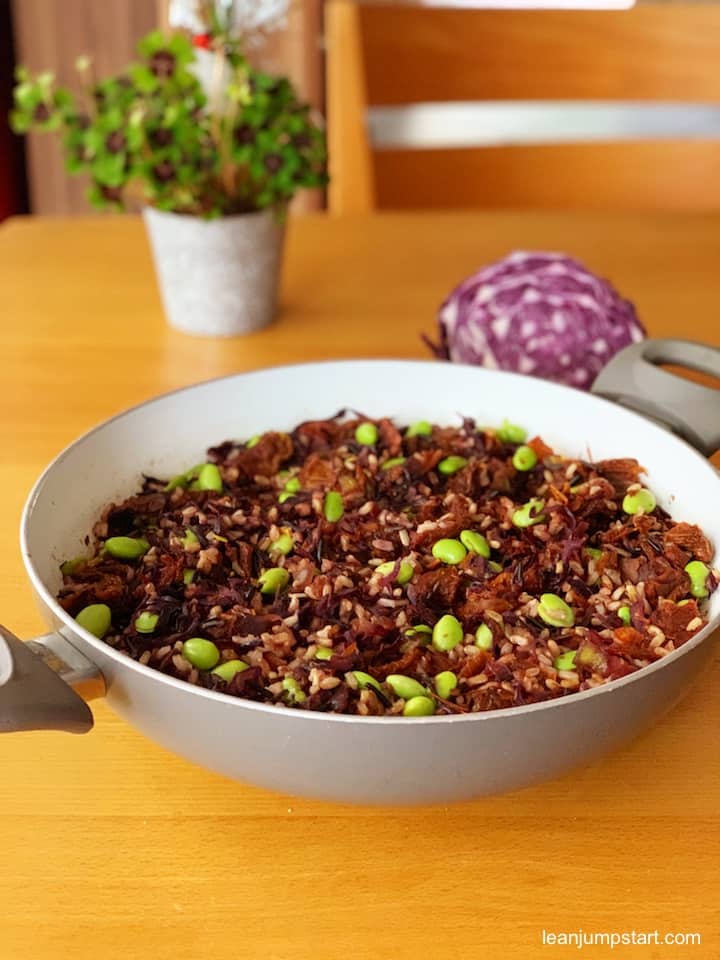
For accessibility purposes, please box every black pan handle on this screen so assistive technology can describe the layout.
[0,625,101,734]
[591,338,720,457]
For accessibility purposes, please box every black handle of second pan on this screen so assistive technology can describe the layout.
[591,338,720,458]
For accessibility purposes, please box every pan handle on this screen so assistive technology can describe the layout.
[0,625,104,734]
[591,338,720,457]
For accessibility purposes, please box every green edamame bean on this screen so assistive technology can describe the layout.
[60,556,86,576]
[181,528,199,550]
[324,491,344,522]
[351,670,382,692]
[196,463,223,492]
[164,463,203,492]
[431,538,467,565]
[212,659,248,682]
[618,605,631,626]
[459,529,490,558]
[511,500,546,528]
[404,625,432,645]
[355,422,378,445]
[284,477,301,493]
[585,547,602,560]
[381,457,406,470]
[685,560,710,599]
[278,491,293,504]
[314,647,333,661]
[553,650,577,671]
[434,670,457,700]
[375,560,414,585]
[577,645,602,668]
[403,696,435,717]
[75,603,112,639]
[183,568,195,585]
[386,674,428,700]
[432,614,464,651]
[135,611,159,634]
[538,593,575,628]
[496,420,527,444]
[270,531,294,556]
[259,567,290,596]
[282,676,306,703]
[438,455,468,476]
[182,637,220,670]
[165,473,187,492]
[405,421,432,438]
[512,445,538,472]
[104,536,150,560]
[622,487,656,515]
[246,434,261,448]
[475,623,493,650]
[488,561,503,573]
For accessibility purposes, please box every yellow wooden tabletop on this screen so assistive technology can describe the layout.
[1,212,719,960]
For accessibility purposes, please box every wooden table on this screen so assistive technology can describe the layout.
[1,212,719,960]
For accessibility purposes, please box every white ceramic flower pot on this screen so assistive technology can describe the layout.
[143,207,285,337]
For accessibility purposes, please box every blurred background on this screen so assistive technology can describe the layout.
[3,0,720,221]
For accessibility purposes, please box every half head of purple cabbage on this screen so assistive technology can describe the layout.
[427,251,646,391]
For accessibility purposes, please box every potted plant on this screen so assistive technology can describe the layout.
[10,20,327,337]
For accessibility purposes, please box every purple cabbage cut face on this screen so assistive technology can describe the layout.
[435,251,646,390]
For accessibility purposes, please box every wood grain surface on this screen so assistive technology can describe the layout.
[360,5,720,104]
[0,212,718,959]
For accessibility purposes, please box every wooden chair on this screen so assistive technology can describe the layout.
[326,2,720,213]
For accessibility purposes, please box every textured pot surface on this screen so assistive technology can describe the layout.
[143,207,285,337]
[20,361,720,803]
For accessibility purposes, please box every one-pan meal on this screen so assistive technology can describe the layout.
[58,414,717,717]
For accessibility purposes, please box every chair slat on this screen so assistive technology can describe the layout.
[374,141,720,211]
[360,6,720,104]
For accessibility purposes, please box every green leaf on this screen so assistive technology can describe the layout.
[125,125,144,151]
[130,64,157,94]
[102,107,123,130]
[137,30,166,59]
[9,110,29,133]
[163,103,180,125]
[128,106,146,129]
[83,128,104,153]
[65,151,88,175]
[37,71,55,91]
[168,33,194,66]
[155,194,177,211]
[54,88,74,111]
[92,152,127,187]
[86,181,124,211]
[42,112,63,132]
[14,82,40,109]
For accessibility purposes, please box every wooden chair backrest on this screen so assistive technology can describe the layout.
[326,2,720,213]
